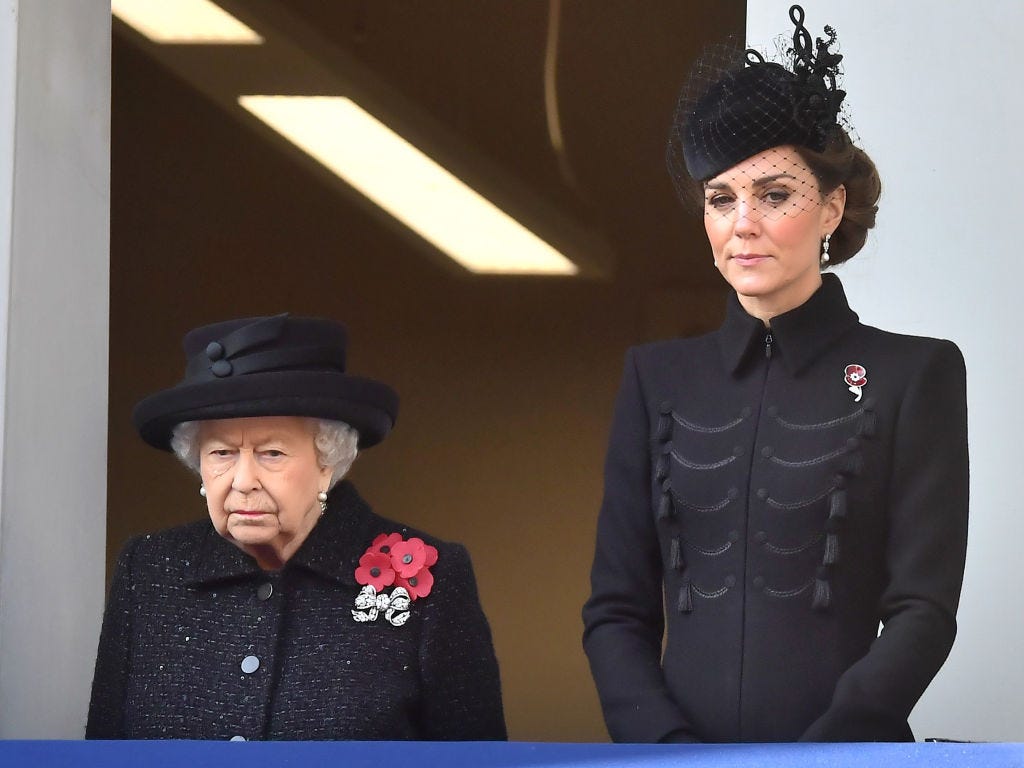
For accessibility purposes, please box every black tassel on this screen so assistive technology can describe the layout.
[860,408,876,438]
[656,415,671,442]
[657,492,673,520]
[823,533,839,565]
[655,454,669,482]
[669,538,685,571]
[844,450,863,476]
[812,578,832,610]
[829,488,847,521]
[678,579,693,613]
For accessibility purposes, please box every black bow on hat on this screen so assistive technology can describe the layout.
[133,314,399,450]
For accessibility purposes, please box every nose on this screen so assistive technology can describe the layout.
[231,451,261,493]
[733,197,760,238]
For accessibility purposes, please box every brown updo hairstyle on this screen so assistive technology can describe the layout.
[794,128,881,265]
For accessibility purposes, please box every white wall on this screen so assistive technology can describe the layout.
[748,0,1023,742]
[0,0,109,737]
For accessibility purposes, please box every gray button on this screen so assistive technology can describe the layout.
[256,583,273,601]
[229,735,246,742]
[241,655,260,674]
[724,575,736,588]
[752,576,766,590]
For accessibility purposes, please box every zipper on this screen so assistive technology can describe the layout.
[738,328,774,739]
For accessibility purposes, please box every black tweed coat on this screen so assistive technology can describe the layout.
[582,275,969,743]
[87,481,506,740]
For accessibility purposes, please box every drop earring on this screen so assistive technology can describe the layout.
[199,485,207,498]
[820,233,831,266]
[317,490,328,514]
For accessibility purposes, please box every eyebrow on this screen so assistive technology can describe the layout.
[704,172,798,190]
[200,432,296,445]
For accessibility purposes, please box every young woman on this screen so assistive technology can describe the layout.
[583,5,968,743]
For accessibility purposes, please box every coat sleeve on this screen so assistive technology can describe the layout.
[801,340,969,741]
[86,536,140,739]
[582,348,699,743]
[416,543,507,740]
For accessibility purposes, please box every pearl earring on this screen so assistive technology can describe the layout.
[199,485,207,498]
[820,233,831,266]
[317,490,328,514]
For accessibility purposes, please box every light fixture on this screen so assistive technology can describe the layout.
[238,95,579,276]
[111,0,263,44]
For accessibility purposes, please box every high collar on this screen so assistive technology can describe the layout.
[183,480,373,588]
[716,274,860,376]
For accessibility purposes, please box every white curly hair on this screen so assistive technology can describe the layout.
[170,418,359,489]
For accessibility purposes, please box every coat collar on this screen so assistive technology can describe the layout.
[716,274,860,376]
[183,480,373,588]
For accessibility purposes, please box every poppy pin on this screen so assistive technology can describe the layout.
[844,364,867,402]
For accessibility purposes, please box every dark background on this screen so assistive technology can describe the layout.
[109,1,744,740]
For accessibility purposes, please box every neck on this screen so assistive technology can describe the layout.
[238,542,289,572]
[736,273,823,326]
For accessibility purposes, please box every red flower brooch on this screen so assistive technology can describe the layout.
[844,363,867,402]
[353,533,438,626]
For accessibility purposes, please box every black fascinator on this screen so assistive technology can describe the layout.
[667,4,849,188]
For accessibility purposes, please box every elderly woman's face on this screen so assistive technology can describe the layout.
[198,416,331,569]
[703,145,845,320]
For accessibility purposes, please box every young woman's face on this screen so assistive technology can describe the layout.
[703,145,845,322]
[198,416,332,569]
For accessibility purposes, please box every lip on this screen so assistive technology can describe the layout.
[229,510,271,517]
[730,253,771,266]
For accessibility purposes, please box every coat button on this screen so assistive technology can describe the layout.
[753,531,767,544]
[724,575,736,588]
[760,446,773,458]
[229,736,246,742]
[211,359,233,377]
[256,583,274,601]
[766,405,778,417]
[732,445,744,457]
[756,488,768,500]
[240,655,260,674]
[752,576,765,590]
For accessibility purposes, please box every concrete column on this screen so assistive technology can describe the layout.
[0,0,109,737]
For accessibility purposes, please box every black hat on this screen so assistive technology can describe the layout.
[667,4,847,185]
[133,314,399,451]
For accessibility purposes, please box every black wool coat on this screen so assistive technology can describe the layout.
[87,481,507,741]
[582,275,969,743]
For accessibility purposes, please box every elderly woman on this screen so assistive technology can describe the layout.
[583,5,968,743]
[87,314,506,740]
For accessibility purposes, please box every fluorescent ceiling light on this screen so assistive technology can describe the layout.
[238,95,578,276]
[111,0,263,44]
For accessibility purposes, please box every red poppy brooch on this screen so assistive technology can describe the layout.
[352,533,438,626]
[844,363,867,402]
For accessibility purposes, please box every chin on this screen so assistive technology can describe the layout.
[725,274,778,298]
[225,524,277,545]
